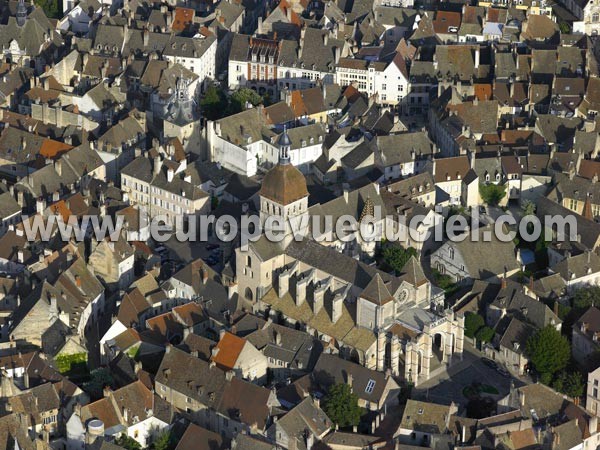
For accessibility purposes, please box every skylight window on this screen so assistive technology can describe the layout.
[365,379,376,394]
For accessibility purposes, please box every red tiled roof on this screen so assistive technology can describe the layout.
[172,7,194,32]
[40,138,73,158]
[433,11,461,34]
[211,332,246,370]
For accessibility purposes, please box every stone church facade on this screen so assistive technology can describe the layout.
[234,129,465,386]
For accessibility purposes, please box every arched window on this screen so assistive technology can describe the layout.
[245,287,253,301]
[449,246,455,259]
[593,12,599,21]
[246,255,251,267]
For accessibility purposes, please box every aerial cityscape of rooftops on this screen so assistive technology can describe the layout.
[6,0,600,447]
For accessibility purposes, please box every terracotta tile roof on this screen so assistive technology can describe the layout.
[82,397,120,428]
[118,288,151,327]
[434,156,470,182]
[433,11,461,34]
[500,130,534,145]
[48,200,72,222]
[146,312,185,341]
[506,428,537,449]
[290,89,307,117]
[172,7,194,32]
[211,332,246,370]
[39,138,73,158]
[578,160,600,180]
[113,328,142,350]
[487,8,502,22]
[343,85,362,103]
[172,302,206,327]
[131,241,153,256]
[278,0,302,25]
[474,83,492,101]
[176,423,224,450]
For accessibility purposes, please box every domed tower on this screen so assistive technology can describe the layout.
[16,0,27,27]
[259,127,309,239]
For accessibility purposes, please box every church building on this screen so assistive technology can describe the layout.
[235,129,465,386]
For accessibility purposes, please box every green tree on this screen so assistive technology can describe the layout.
[559,22,571,33]
[83,368,114,400]
[115,435,142,450]
[521,200,536,216]
[381,245,417,274]
[552,371,585,398]
[475,326,495,343]
[526,326,571,381]
[35,0,61,18]
[574,286,600,312]
[151,430,176,450]
[479,183,507,206]
[200,86,228,120]
[464,312,485,339]
[323,383,362,428]
[229,88,263,114]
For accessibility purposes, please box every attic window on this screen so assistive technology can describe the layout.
[418,408,424,414]
[365,379,376,394]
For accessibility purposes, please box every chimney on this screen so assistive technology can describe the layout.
[167,168,174,182]
[331,294,343,323]
[103,386,112,398]
[313,283,325,314]
[54,159,62,177]
[346,372,353,390]
[296,275,307,306]
[274,330,281,345]
[36,197,45,215]
[520,390,525,407]
[154,155,161,175]
[589,415,598,435]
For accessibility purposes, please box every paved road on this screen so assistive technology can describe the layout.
[412,343,530,406]
[85,290,119,370]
